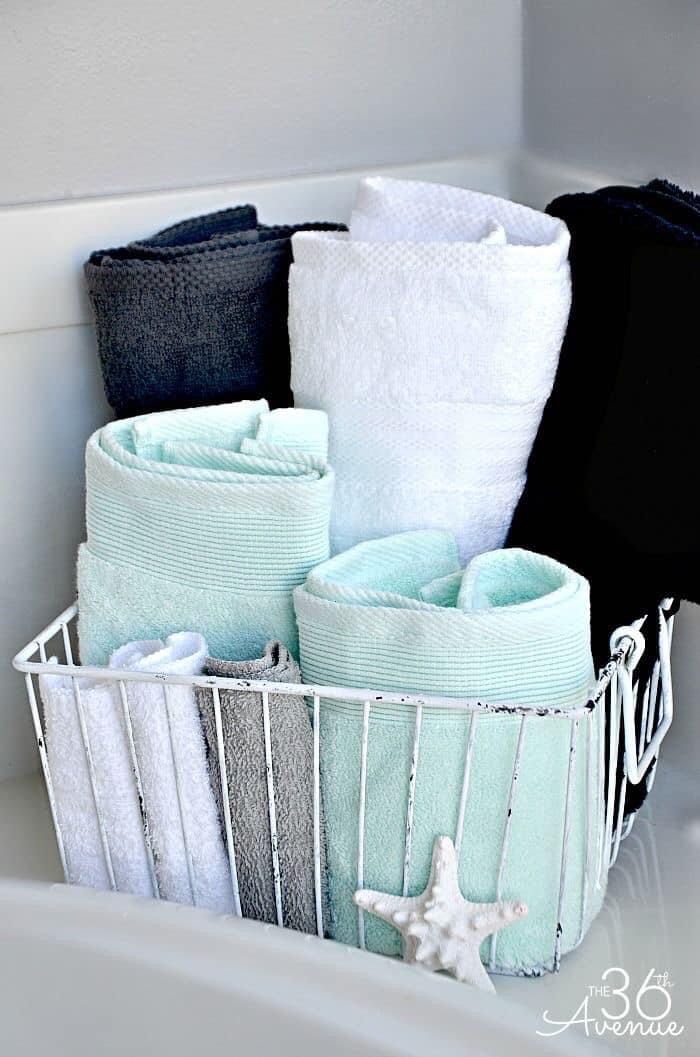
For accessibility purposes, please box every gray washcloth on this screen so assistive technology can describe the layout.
[196,642,325,934]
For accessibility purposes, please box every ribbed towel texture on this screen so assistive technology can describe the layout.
[293,532,602,972]
[196,642,323,933]
[77,400,333,664]
[39,633,234,911]
[509,180,700,666]
[289,176,572,560]
[85,205,345,418]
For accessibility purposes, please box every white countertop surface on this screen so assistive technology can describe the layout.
[0,761,697,1055]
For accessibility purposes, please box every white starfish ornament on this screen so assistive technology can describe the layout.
[353,835,527,993]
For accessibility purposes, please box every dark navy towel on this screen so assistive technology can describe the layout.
[85,205,345,418]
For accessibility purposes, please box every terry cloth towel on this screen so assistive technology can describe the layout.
[288,176,571,561]
[37,633,234,911]
[39,668,154,896]
[196,642,324,933]
[506,180,700,815]
[85,205,345,418]
[293,532,603,974]
[508,180,700,663]
[109,634,234,911]
[77,400,333,665]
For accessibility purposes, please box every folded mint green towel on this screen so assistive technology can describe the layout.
[78,401,333,664]
[293,532,603,973]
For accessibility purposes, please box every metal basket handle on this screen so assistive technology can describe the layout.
[611,601,674,787]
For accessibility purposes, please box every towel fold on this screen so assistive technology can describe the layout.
[289,177,571,560]
[85,206,345,418]
[77,400,333,665]
[293,532,602,972]
[196,642,324,933]
[508,180,700,665]
[39,633,234,912]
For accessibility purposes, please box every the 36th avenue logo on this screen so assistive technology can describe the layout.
[537,967,684,1039]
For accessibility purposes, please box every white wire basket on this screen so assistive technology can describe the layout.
[13,599,675,977]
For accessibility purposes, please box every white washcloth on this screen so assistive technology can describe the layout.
[39,668,154,895]
[289,176,571,560]
[39,633,235,912]
[109,634,235,911]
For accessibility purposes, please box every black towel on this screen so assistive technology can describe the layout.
[507,179,700,814]
[85,206,346,418]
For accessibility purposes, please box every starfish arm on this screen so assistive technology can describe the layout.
[452,948,496,994]
[430,838,464,903]
[353,889,423,929]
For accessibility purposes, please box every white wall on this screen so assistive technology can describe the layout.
[522,0,700,188]
[0,0,521,205]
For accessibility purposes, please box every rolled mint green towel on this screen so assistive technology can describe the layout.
[78,400,333,664]
[293,531,604,973]
[196,642,327,934]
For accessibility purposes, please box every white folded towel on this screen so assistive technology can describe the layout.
[40,633,235,912]
[39,669,154,896]
[109,634,235,911]
[289,176,571,560]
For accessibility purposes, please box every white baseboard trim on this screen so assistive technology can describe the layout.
[0,153,511,337]
[510,152,628,208]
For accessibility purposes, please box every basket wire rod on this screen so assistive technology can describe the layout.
[261,689,284,928]
[24,671,69,882]
[211,686,241,915]
[645,609,673,797]
[161,683,197,905]
[312,693,323,938]
[603,670,620,869]
[640,676,653,749]
[553,717,579,972]
[60,622,74,665]
[620,813,637,843]
[611,773,628,866]
[646,661,660,743]
[70,674,117,890]
[402,704,423,897]
[610,782,627,864]
[356,700,371,949]
[13,650,599,721]
[595,683,608,889]
[13,604,78,664]
[624,615,673,788]
[644,766,659,800]
[454,714,478,861]
[644,667,662,798]
[577,713,595,946]
[489,715,527,970]
[116,679,159,898]
[642,608,664,751]
[611,661,635,864]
